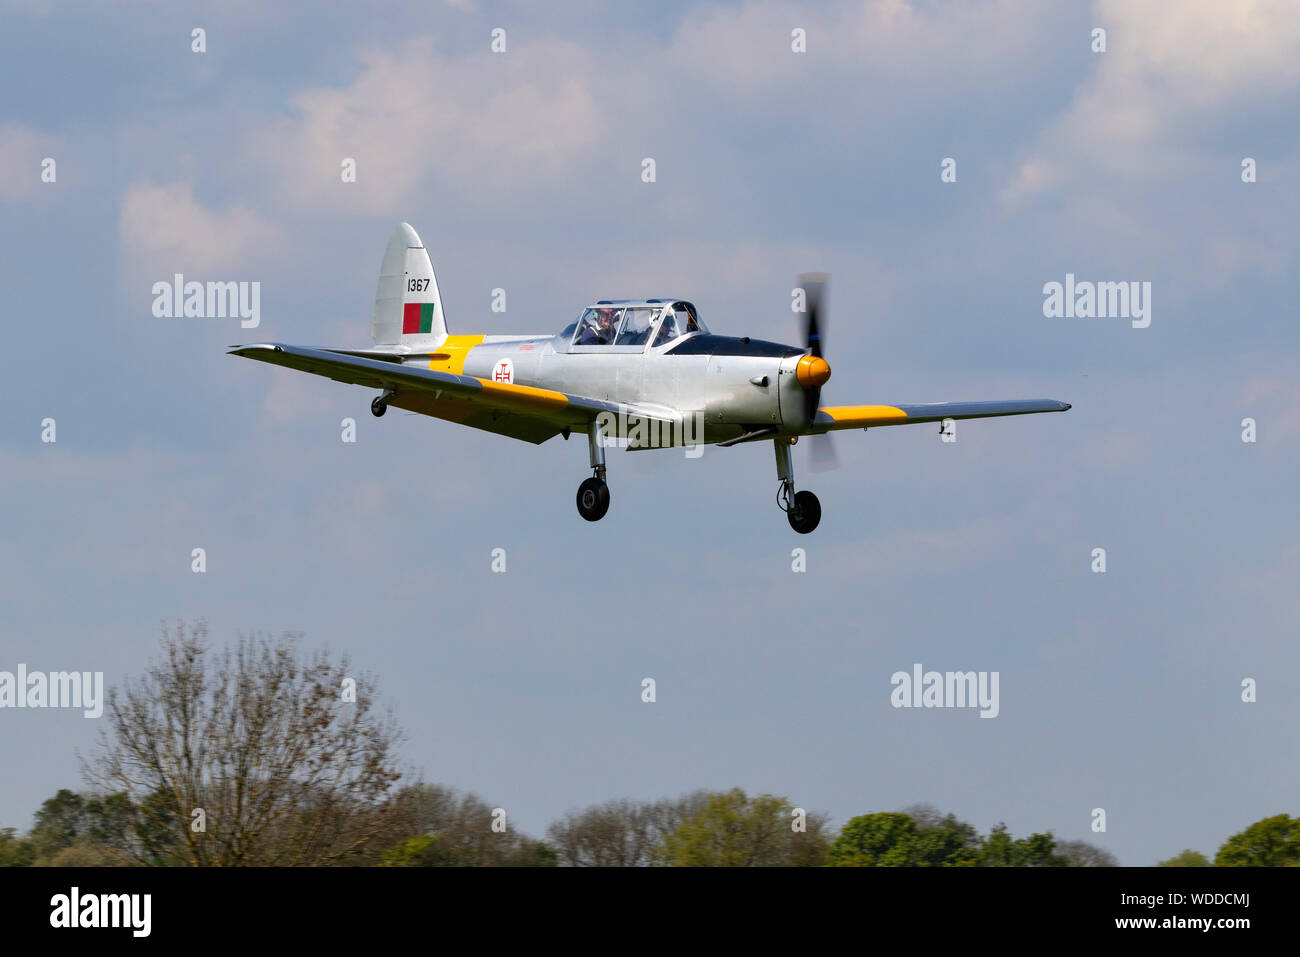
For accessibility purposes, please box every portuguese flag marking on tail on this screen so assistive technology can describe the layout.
[403,302,436,335]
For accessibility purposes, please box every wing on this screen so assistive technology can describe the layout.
[230,342,620,444]
[812,398,1070,432]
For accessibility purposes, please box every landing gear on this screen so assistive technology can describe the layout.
[576,418,612,522]
[787,490,821,534]
[774,437,820,534]
[371,388,396,418]
[576,477,610,522]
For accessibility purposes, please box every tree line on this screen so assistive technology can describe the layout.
[0,623,1287,867]
[3,784,1292,867]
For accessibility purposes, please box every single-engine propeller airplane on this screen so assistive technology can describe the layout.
[231,222,1070,533]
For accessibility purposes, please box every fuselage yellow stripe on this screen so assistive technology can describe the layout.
[428,334,484,375]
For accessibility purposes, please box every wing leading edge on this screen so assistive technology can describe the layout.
[812,398,1071,432]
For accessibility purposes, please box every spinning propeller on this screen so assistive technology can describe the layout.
[796,273,838,471]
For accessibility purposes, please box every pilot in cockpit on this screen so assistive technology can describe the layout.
[577,308,617,345]
[653,304,700,346]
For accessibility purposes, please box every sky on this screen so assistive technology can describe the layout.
[1,0,1297,865]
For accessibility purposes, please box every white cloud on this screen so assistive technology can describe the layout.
[236,2,1050,222]
[118,181,282,280]
[1002,0,1300,205]
[1108,0,1300,106]
[250,37,601,213]
[665,0,1051,100]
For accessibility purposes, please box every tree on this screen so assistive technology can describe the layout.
[382,784,555,866]
[978,824,1066,867]
[381,833,477,866]
[1215,814,1300,866]
[39,843,130,867]
[548,793,709,867]
[0,828,35,867]
[901,805,981,866]
[26,789,139,865]
[1159,849,1210,867]
[83,621,407,865]
[831,809,1069,867]
[656,788,831,866]
[29,790,92,858]
[830,809,982,867]
[829,812,920,866]
[1054,840,1118,867]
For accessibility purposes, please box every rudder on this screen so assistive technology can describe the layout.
[371,222,448,347]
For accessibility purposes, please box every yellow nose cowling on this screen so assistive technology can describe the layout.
[796,355,831,388]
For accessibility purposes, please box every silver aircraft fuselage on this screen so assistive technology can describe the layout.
[429,319,811,446]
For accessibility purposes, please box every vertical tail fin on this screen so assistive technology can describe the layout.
[371,222,448,347]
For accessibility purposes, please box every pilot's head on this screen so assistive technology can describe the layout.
[598,308,615,327]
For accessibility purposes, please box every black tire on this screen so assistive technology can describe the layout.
[787,490,821,534]
[371,397,387,418]
[576,477,611,522]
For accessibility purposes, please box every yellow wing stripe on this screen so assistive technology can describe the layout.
[477,378,571,410]
[428,334,485,375]
[820,405,909,427]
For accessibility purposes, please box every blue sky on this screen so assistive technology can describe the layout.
[2,0,1297,864]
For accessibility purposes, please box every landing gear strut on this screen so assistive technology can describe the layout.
[371,388,396,418]
[775,438,820,534]
[576,418,611,522]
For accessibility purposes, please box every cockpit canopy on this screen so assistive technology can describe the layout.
[559,300,707,350]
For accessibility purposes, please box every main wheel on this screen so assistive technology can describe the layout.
[576,477,611,522]
[787,490,821,534]
[371,396,387,417]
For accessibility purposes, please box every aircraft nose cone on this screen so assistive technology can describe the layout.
[796,354,831,388]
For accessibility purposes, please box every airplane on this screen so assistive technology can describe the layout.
[231,222,1070,534]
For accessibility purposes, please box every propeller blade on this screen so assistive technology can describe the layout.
[797,273,837,470]
[803,386,821,440]
[797,272,829,425]
[799,272,828,358]
[809,432,839,472]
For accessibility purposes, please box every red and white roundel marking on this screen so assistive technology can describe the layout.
[493,358,514,384]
